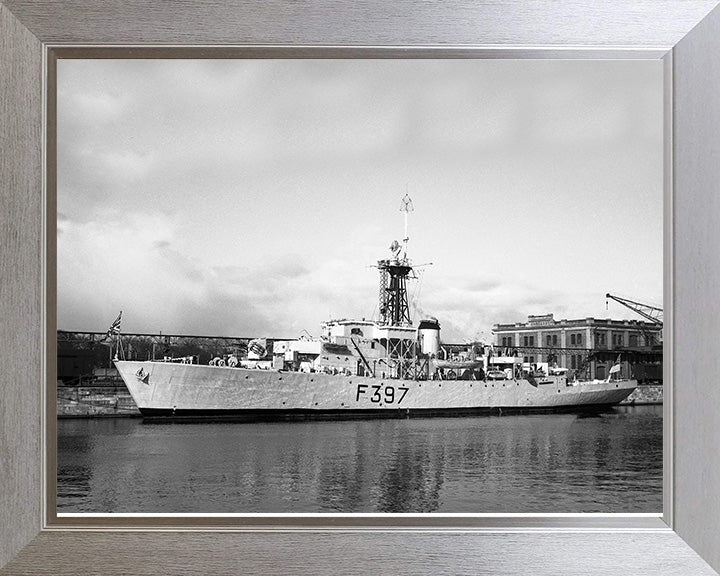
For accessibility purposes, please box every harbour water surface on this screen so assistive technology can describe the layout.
[57,405,662,513]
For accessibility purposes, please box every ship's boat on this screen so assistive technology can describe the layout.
[113,196,637,420]
[432,359,483,371]
[485,369,508,381]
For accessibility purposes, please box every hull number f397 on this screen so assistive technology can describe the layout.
[356,384,409,405]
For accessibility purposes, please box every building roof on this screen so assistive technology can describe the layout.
[494,314,662,331]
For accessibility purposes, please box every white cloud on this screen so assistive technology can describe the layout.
[62,89,127,124]
[58,59,663,342]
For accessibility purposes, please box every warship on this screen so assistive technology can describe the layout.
[114,196,637,420]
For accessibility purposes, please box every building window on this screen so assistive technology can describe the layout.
[571,355,576,369]
[576,334,583,346]
[530,356,535,363]
[570,334,576,346]
[552,335,558,346]
[523,356,529,363]
[529,336,535,346]
[523,336,528,346]
[546,335,552,346]
[629,334,638,347]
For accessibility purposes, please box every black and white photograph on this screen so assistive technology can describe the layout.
[56,58,664,514]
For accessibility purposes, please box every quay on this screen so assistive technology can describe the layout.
[57,369,140,417]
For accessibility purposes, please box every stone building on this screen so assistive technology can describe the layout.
[493,314,662,380]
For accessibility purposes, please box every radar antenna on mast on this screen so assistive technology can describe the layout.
[400,193,414,259]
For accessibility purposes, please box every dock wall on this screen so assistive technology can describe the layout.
[57,384,140,417]
[620,385,664,405]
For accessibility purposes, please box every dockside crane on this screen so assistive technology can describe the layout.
[605,293,664,384]
[606,292,663,348]
[605,293,663,325]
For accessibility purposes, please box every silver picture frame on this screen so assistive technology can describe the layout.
[2,1,720,574]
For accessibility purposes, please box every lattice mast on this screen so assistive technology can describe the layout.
[377,195,414,327]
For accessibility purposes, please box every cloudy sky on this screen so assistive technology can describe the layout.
[57,59,663,342]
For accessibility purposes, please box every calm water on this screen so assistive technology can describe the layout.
[57,405,662,513]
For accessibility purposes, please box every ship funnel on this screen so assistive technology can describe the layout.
[418,317,441,357]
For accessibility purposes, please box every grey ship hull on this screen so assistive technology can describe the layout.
[115,360,637,420]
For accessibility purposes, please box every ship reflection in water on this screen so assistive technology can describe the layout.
[57,405,661,513]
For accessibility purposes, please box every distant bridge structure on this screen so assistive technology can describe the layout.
[56,331,290,382]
